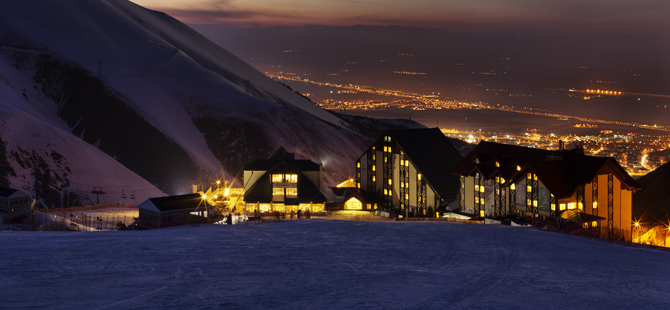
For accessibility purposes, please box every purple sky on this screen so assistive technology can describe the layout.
[131,0,670,34]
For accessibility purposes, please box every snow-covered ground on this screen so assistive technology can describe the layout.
[1,220,669,309]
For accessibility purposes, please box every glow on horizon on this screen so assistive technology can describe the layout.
[130,0,670,32]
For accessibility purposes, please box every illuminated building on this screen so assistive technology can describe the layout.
[355,128,463,217]
[243,147,326,213]
[453,142,640,240]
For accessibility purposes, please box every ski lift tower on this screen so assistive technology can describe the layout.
[90,186,106,205]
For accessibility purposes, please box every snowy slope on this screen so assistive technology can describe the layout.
[1,220,669,309]
[0,0,375,204]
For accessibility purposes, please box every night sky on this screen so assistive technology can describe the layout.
[132,0,670,34]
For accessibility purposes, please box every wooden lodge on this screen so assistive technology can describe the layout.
[136,193,220,229]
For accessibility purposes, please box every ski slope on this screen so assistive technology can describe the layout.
[1,220,669,309]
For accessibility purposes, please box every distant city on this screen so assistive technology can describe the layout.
[267,71,670,177]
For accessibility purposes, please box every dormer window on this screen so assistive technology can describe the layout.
[495,161,500,167]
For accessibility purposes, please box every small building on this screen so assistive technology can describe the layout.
[452,141,640,240]
[136,193,219,229]
[243,147,326,213]
[323,180,377,211]
[0,186,31,223]
[354,128,464,217]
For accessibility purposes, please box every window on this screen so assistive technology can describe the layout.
[384,157,388,163]
[344,198,362,210]
[533,200,538,207]
[400,160,404,166]
[384,136,391,142]
[475,184,480,192]
[273,188,284,197]
[405,161,409,167]
[510,183,515,190]
[551,203,556,211]
[372,165,376,171]
[527,199,532,206]
[388,147,392,153]
[388,179,392,185]
[384,146,388,152]
[480,210,485,217]
[559,203,566,211]
[568,202,576,210]
[372,146,375,150]
[405,194,409,200]
[401,204,404,209]
[372,176,376,182]
[527,185,532,193]
[534,174,538,181]
[517,165,521,171]
[480,186,485,193]
[389,190,392,196]
[578,202,583,210]
[384,189,388,195]
[495,161,500,167]
[357,183,360,188]
[401,182,404,188]
[593,201,598,209]
[285,174,298,183]
[592,221,598,227]
[286,188,297,198]
[272,174,283,183]
[357,162,360,168]
[418,174,422,181]
[373,154,376,160]
[583,223,589,228]
[527,173,532,179]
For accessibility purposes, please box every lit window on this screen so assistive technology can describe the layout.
[551,203,556,211]
[475,184,479,192]
[480,186,485,193]
[273,188,284,197]
[480,210,485,217]
[372,165,376,171]
[272,174,283,183]
[384,157,387,163]
[285,174,298,183]
[559,203,566,211]
[578,202,583,210]
[517,165,521,171]
[527,173,532,179]
[592,221,598,227]
[510,183,515,190]
[357,162,360,168]
[568,202,576,210]
[418,174,422,181]
[405,161,409,167]
[344,197,362,210]
[534,175,538,181]
[389,190,392,196]
[527,199,532,206]
[357,183,360,188]
[501,178,505,183]
[405,194,409,200]
[527,185,532,193]
[495,161,500,167]
[384,146,388,152]
[384,189,388,195]
[401,182,404,188]
[373,154,376,160]
[533,200,538,207]
[388,179,392,185]
[389,147,392,153]
[496,176,500,182]
[583,223,588,228]
[286,188,297,198]
[401,204,405,209]
[593,201,598,209]
[372,176,376,182]
[372,146,375,150]
[400,160,404,166]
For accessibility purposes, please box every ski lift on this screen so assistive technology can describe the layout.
[121,190,127,199]
[130,191,135,199]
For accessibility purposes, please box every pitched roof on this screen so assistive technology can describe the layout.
[386,128,463,200]
[142,193,206,212]
[453,141,640,199]
[323,187,376,203]
[244,147,320,171]
[0,186,29,199]
[243,170,325,203]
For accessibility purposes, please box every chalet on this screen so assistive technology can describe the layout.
[323,179,377,211]
[354,128,463,217]
[136,193,219,229]
[0,186,31,223]
[243,147,326,213]
[452,141,640,240]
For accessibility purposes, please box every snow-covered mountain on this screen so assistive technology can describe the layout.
[0,0,412,207]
